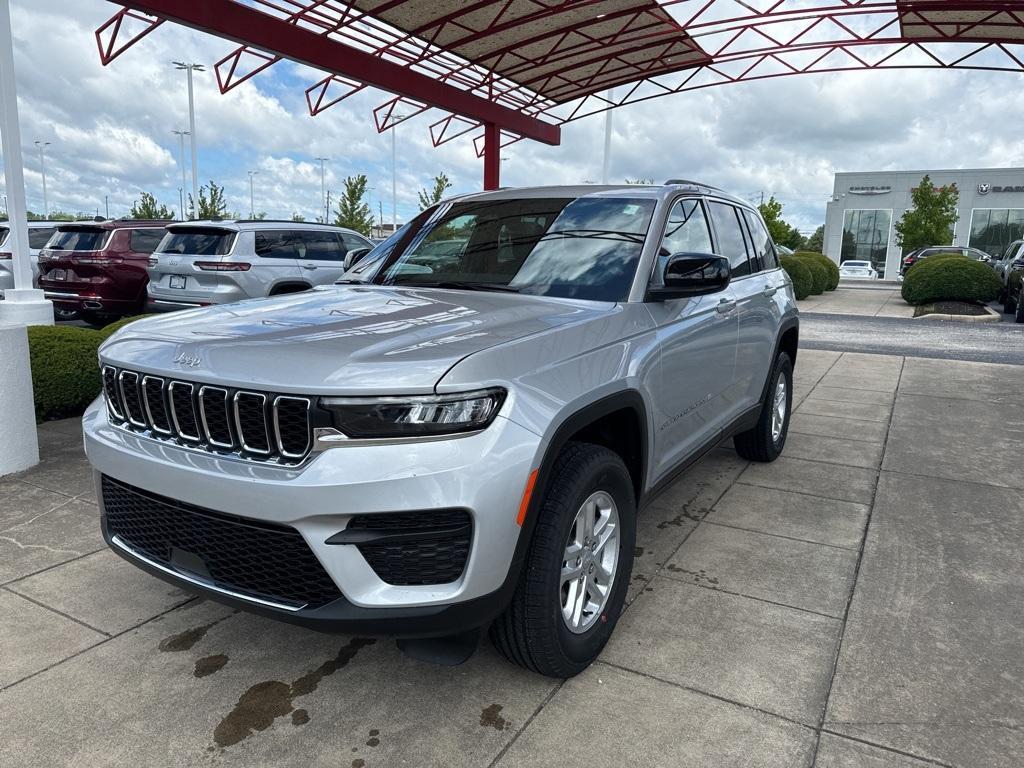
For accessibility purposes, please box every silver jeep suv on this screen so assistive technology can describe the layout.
[146,219,374,311]
[84,183,798,678]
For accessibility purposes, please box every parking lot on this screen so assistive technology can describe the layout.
[2,348,1020,768]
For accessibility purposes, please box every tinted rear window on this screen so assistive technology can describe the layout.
[158,228,236,256]
[50,229,109,251]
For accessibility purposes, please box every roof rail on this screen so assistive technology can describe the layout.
[232,218,339,226]
[663,179,724,192]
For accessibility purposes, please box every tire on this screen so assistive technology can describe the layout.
[489,442,636,678]
[80,310,111,328]
[53,306,79,322]
[1015,297,1024,324]
[1004,293,1016,316]
[733,351,793,462]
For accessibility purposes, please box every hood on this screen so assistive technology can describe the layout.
[100,285,611,394]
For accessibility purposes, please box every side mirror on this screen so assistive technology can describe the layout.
[648,253,731,301]
[348,247,371,266]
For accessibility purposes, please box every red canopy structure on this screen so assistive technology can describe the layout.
[96,1,1024,189]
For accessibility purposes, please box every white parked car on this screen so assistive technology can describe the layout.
[839,260,878,279]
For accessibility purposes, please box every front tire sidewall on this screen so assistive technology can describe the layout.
[548,460,636,669]
[770,355,794,455]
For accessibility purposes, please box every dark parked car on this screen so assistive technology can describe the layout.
[1000,249,1024,322]
[901,246,992,276]
[38,220,170,324]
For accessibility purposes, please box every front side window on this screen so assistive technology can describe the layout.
[341,233,370,252]
[159,228,236,256]
[654,198,713,284]
[708,201,752,278]
[375,197,656,302]
[742,209,777,271]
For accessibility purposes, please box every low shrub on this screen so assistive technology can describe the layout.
[798,257,828,295]
[779,256,813,300]
[901,255,1001,305]
[27,325,104,422]
[793,251,840,290]
[906,252,964,275]
[99,314,155,338]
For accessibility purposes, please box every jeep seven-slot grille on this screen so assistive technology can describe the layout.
[102,475,341,608]
[101,365,312,464]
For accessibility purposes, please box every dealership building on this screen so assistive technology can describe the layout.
[823,167,1024,280]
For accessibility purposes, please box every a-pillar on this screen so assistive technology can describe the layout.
[482,122,500,191]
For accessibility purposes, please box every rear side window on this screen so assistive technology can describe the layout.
[50,228,109,251]
[254,231,304,259]
[742,210,777,271]
[28,228,56,249]
[159,228,236,256]
[129,229,165,254]
[708,201,752,278]
[296,230,345,261]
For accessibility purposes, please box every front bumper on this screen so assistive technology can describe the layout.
[83,398,540,636]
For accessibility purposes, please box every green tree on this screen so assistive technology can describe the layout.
[188,181,229,220]
[758,196,804,250]
[805,225,825,253]
[291,213,306,222]
[418,172,453,210]
[624,178,654,185]
[894,175,959,254]
[333,174,374,236]
[129,192,174,220]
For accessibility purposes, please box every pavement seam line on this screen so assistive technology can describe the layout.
[699,519,862,551]
[808,353,905,767]
[0,597,205,693]
[792,409,892,425]
[0,547,108,589]
[788,428,886,446]
[819,729,956,768]
[734,478,870,506]
[654,573,845,621]
[1,584,111,638]
[487,681,563,768]
[0,493,80,535]
[595,659,817,732]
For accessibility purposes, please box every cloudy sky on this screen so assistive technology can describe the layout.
[3,0,1024,233]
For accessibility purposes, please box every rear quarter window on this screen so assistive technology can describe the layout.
[159,229,236,256]
[28,228,56,249]
[129,229,166,254]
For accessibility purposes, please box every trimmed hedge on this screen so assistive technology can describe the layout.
[794,251,840,290]
[901,255,1001,305]
[99,313,154,338]
[28,326,105,421]
[28,314,155,422]
[798,257,828,295]
[780,256,813,300]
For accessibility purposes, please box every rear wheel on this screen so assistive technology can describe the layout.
[1004,291,1017,316]
[1015,297,1024,323]
[734,351,793,462]
[489,442,635,678]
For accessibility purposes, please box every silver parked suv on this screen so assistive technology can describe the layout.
[84,183,798,678]
[146,219,374,311]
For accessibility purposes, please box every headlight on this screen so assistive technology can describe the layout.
[319,388,506,438]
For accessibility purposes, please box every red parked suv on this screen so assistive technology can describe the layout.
[38,220,170,324]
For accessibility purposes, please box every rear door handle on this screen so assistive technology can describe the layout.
[301,264,318,270]
[716,298,737,314]
[762,286,778,297]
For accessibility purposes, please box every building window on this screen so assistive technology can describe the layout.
[842,209,891,278]
[968,209,1024,258]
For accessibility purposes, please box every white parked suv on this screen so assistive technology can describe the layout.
[146,220,374,311]
[86,183,799,677]
[0,220,61,295]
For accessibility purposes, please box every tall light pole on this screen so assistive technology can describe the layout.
[34,140,50,217]
[248,170,259,218]
[601,88,614,185]
[390,115,406,233]
[173,62,203,210]
[172,129,190,218]
[315,157,328,223]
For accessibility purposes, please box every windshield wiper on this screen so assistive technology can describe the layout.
[403,280,520,293]
[539,229,645,244]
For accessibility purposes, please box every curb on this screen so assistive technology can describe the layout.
[912,305,1002,323]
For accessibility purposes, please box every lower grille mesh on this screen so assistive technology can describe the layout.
[102,475,342,609]
[348,510,472,586]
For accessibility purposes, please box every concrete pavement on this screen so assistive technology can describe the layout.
[1,350,1021,767]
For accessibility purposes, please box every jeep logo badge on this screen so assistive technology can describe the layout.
[174,352,202,368]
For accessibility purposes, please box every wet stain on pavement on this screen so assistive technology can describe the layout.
[213,637,375,748]
[666,564,719,585]
[291,709,309,726]
[480,704,507,731]
[159,621,217,652]
[352,760,366,768]
[194,654,229,678]
[634,546,645,557]
[366,728,380,747]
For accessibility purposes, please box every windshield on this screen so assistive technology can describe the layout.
[49,228,109,251]
[373,197,656,302]
[157,228,236,256]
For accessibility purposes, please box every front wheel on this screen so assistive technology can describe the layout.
[1015,297,1024,323]
[734,351,793,462]
[489,442,636,678]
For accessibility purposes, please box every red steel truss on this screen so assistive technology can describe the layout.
[96,1,1024,189]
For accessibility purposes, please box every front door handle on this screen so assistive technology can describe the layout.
[301,264,318,270]
[762,286,778,297]
[716,298,737,314]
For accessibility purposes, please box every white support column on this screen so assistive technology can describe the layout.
[0,0,47,476]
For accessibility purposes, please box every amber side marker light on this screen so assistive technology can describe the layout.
[516,469,538,526]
